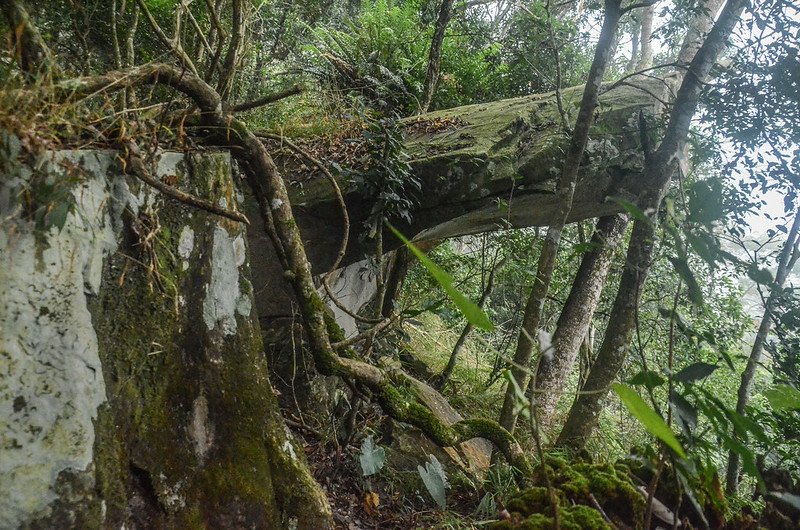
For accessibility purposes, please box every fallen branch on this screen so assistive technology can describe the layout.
[233,85,304,112]
[118,137,250,224]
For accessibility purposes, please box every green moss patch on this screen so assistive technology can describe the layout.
[491,456,645,530]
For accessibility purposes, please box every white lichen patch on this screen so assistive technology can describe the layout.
[190,395,214,464]
[232,235,246,267]
[282,440,298,460]
[159,474,186,511]
[202,226,250,335]
[178,226,195,259]
[0,150,114,528]
[178,226,195,270]
[585,137,620,162]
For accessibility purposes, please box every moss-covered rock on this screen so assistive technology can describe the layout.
[491,456,645,530]
[0,141,332,528]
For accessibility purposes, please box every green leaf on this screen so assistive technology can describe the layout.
[48,201,71,231]
[670,392,698,436]
[723,408,769,444]
[674,362,718,383]
[763,385,800,411]
[613,384,686,458]
[418,454,449,509]
[675,468,710,529]
[503,370,530,419]
[723,436,761,484]
[667,256,704,307]
[628,370,666,389]
[688,180,726,225]
[388,223,493,331]
[358,435,386,476]
[608,197,651,224]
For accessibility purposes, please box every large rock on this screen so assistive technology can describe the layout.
[0,135,331,529]
[392,376,493,475]
[250,77,673,321]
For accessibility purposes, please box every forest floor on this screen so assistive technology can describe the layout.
[283,314,795,529]
[284,313,504,529]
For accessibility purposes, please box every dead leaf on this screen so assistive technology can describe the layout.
[363,491,380,515]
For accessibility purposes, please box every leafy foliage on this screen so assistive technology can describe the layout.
[358,435,386,476]
[417,454,449,509]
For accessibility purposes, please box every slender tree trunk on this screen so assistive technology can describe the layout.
[626,12,641,72]
[533,213,629,429]
[0,0,54,77]
[437,256,505,388]
[635,5,655,70]
[556,0,748,451]
[420,0,456,113]
[498,0,624,433]
[218,0,243,101]
[726,209,800,493]
[677,0,727,67]
[556,215,659,448]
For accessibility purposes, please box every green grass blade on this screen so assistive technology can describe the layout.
[387,223,493,331]
[613,383,686,458]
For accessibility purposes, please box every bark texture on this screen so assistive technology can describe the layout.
[498,0,624,433]
[0,0,54,76]
[557,0,749,450]
[420,0,456,113]
[533,213,629,429]
[635,6,655,70]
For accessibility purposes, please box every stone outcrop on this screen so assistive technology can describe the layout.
[250,77,671,321]
[0,134,330,528]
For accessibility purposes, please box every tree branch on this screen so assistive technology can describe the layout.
[39,63,532,480]
[233,84,304,112]
[118,137,250,224]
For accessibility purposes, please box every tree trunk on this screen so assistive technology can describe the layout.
[726,209,800,493]
[420,0,456,113]
[533,213,629,429]
[635,5,655,70]
[497,0,624,434]
[556,0,748,451]
[556,215,658,449]
[626,12,641,72]
[677,0,727,67]
[0,0,54,76]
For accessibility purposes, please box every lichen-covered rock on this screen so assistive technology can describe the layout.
[0,134,332,528]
